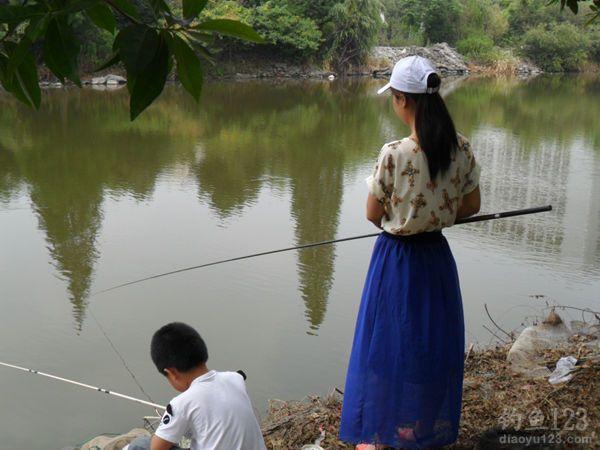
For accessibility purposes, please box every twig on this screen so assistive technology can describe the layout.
[482,324,510,344]
[544,304,600,317]
[465,342,475,362]
[484,303,513,340]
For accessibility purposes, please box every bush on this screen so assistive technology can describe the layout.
[589,27,600,63]
[326,0,382,69]
[248,0,322,56]
[200,0,250,21]
[522,23,590,72]
[457,33,495,62]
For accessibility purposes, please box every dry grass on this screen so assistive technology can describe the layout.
[261,335,600,449]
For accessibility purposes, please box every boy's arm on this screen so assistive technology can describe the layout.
[150,435,176,450]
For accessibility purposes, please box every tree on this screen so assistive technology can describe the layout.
[522,22,590,71]
[0,0,264,120]
[549,0,600,22]
[326,0,382,69]
[421,0,461,45]
[248,0,322,55]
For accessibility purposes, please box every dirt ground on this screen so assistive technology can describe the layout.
[261,331,600,449]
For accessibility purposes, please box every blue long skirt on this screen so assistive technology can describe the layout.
[339,231,465,448]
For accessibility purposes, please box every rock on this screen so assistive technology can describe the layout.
[514,58,543,75]
[371,43,469,77]
[507,314,571,378]
[91,76,106,85]
[105,74,126,84]
[89,74,126,86]
[506,310,600,378]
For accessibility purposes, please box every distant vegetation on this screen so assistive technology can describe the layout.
[1,0,598,119]
[3,0,599,75]
[380,0,600,72]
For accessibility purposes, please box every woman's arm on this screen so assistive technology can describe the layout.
[456,186,481,219]
[366,193,387,229]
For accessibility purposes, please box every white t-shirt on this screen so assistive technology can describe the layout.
[154,370,266,450]
[366,134,480,235]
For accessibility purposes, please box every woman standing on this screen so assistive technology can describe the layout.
[339,56,481,449]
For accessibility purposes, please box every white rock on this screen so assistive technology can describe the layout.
[105,74,126,84]
[91,76,106,85]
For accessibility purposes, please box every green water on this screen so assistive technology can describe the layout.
[0,75,599,449]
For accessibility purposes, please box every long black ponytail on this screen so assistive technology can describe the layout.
[393,73,458,180]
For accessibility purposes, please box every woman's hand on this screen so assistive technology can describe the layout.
[366,193,387,229]
[457,186,481,219]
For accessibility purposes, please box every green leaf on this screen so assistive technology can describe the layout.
[24,14,50,41]
[0,5,43,26]
[43,17,81,86]
[86,3,116,34]
[108,0,140,20]
[181,31,215,64]
[194,19,266,43]
[58,0,98,16]
[167,34,203,101]
[149,0,172,15]
[183,0,208,20]
[94,52,121,72]
[7,36,32,75]
[128,36,170,120]
[14,51,41,109]
[0,44,41,109]
[114,25,159,75]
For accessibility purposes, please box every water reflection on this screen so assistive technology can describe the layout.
[193,81,384,330]
[446,76,600,279]
[0,75,599,332]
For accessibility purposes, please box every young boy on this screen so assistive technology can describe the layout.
[129,322,266,450]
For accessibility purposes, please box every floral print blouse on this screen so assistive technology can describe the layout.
[366,134,480,235]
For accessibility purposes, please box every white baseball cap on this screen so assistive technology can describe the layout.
[377,55,440,95]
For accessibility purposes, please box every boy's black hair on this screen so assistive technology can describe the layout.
[151,322,208,375]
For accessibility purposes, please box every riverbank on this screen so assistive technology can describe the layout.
[35,43,541,89]
[261,311,600,449]
[75,310,600,449]
[199,43,542,80]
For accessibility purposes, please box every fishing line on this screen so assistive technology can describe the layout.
[88,306,157,410]
[93,205,552,296]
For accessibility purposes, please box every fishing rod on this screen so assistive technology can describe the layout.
[0,361,165,411]
[94,205,552,296]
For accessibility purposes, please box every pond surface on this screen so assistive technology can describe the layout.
[0,75,599,449]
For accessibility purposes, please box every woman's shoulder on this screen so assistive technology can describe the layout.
[456,131,471,149]
[382,137,419,155]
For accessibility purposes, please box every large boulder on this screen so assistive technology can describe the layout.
[371,43,469,77]
[507,310,600,378]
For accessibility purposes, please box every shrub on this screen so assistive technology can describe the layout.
[589,27,600,63]
[248,0,322,55]
[326,0,382,69]
[521,23,590,72]
[457,33,495,62]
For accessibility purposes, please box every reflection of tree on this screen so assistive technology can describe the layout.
[0,89,199,329]
[447,76,600,277]
[194,80,385,331]
[2,75,598,331]
[0,144,21,204]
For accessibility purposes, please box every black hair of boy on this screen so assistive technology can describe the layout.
[151,322,209,375]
